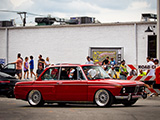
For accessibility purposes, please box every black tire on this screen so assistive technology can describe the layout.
[122,99,138,107]
[28,90,44,106]
[58,102,66,106]
[6,90,15,98]
[94,89,113,107]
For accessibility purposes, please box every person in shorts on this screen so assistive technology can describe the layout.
[12,53,23,79]
[29,56,36,78]
[24,57,29,79]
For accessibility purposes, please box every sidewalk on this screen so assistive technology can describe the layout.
[146,94,160,100]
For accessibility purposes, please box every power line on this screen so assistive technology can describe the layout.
[0,10,45,26]
[0,10,44,16]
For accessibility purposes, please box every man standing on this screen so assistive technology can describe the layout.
[13,53,23,79]
[102,56,110,65]
[110,58,116,65]
[108,65,117,79]
[119,60,128,80]
[85,56,94,64]
[102,56,110,70]
[38,54,45,69]
[36,63,44,79]
[146,56,155,76]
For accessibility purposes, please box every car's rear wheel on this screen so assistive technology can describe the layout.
[28,90,44,106]
[94,89,113,107]
[122,99,138,107]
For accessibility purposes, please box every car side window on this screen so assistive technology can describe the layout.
[59,67,86,80]
[4,64,15,69]
[41,67,59,81]
[60,67,77,80]
[77,67,85,80]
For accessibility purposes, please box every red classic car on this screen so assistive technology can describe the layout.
[14,64,146,107]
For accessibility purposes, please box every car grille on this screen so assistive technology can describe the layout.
[120,86,144,94]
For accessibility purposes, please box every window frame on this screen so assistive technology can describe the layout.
[59,66,86,81]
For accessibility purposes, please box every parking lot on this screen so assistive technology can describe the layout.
[0,96,160,120]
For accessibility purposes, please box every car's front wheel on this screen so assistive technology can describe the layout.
[28,90,44,106]
[94,89,113,107]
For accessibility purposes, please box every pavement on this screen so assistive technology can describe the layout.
[0,96,160,120]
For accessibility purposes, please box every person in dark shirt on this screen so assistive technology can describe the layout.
[36,63,44,79]
[102,56,110,71]
[102,56,110,65]
[38,54,45,69]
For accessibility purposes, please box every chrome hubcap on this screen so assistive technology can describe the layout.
[95,90,109,106]
[28,90,41,106]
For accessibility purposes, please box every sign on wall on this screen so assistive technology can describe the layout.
[92,51,116,63]
[90,47,124,65]
[0,59,5,64]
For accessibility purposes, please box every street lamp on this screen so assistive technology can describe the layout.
[145,26,156,35]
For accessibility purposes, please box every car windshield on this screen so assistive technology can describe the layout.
[82,66,111,80]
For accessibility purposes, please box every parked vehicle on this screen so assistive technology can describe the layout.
[0,72,20,98]
[0,63,16,76]
[14,64,146,107]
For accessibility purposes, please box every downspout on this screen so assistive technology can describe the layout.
[134,23,138,66]
[5,28,9,64]
[157,0,160,60]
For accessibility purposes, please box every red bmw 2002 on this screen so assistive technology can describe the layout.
[14,64,146,107]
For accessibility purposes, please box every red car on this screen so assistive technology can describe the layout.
[14,64,146,107]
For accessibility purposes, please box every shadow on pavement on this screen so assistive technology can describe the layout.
[20,103,145,109]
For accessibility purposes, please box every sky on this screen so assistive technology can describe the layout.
[0,0,157,25]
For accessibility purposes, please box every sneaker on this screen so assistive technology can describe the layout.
[149,93,155,97]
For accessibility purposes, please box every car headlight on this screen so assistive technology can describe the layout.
[122,87,126,93]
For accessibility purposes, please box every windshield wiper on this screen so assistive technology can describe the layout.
[104,77,111,79]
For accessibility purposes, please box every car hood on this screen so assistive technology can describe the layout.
[88,79,144,86]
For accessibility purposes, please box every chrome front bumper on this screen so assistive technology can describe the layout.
[115,94,142,100]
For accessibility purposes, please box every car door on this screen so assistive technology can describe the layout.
[56,66,88,101]
[37,67,60,101]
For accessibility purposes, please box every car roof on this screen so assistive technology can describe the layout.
[50,64,96,68]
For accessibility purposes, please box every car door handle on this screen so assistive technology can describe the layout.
[57,82,62,85]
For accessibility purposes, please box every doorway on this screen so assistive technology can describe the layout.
[148,35,157,58]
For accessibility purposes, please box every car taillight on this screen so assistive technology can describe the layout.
[0,81,10,83]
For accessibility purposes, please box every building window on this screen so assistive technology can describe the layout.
[148,35,157,58]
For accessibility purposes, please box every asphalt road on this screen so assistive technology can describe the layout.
[0,97,160,120]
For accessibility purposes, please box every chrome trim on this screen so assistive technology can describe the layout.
[16,84,116,86]
[45,101,93,104]
[115,95,142,100]
[16,83,144,87]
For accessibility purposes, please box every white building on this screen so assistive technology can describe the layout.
[0,21,157,68]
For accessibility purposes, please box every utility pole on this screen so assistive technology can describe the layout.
[157,0,160,60]
[17,12,27,26]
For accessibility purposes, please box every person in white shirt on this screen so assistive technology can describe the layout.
[146,57,155,76]
[108,65,117,79]
[45,57,50,68]
[85,56,94,64]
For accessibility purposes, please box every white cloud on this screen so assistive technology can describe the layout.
[129,1,150,10]
[10,0,29,7]
[0,0,157,24]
